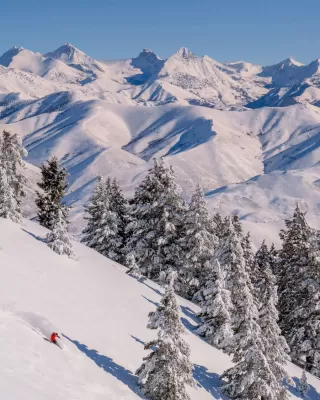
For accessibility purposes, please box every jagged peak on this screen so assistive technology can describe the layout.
[282,57,303,67]
[45,43,85,59]
[175,47,194,59]
[0,46,27,67]
[135,48,162,61]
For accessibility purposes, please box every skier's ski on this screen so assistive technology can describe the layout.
[43,337,63,349]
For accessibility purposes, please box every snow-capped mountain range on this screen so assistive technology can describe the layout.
[1,42,320,245]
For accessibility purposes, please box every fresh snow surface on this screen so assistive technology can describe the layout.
[0,218,319,400]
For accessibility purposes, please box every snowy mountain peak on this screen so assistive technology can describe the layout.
[45,43,104,74]
[45,43,84,62]
[0,46,25,67]
[130,49,164,81]
[282,57,303,68]
[175,47,194,59]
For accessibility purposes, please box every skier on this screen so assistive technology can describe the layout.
[50,332,61,344]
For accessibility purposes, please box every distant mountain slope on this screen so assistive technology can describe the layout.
[0,43,320,244]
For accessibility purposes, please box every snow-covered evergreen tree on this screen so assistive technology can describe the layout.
[269,243,279,277]
[278,205,320,375]
[288,227,320,377]
[256,241,291,388]
[136,277,195,400]
[0,165,20,223]
[298,370,309,398]
[196,259,232,351]
[125,158,185,281]
[0,131,27,223]
[125,254,143,280]
[46,208,74,257]
[211,212,225,239]
[231,214,243,237]
[110,178,128,260]
[177,185,218,299]
[36,157,68,230]
[215,218,289,399]
[82,177,123,261]
[242,232,255,275]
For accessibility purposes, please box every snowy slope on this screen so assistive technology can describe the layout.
[205,166,320,248]
[0,218,319,400]
[1,92,320,240]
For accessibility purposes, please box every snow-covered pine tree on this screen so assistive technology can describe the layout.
[256,240,291,390]
[125,158,185,281]
[46,207,74,257]
[231,214,243,237]
[278,204,311,334]
[288,227,320,377]
[81,176,106,249]
[0,131,27,223]
[242,232,255,275]
[125,254,143,280]
[0,165,20,223]
[177,185,218,299]
[277,205,320,374]
[36,157,68,230]
[1,130,27,198]
[269,242,279,277]
[214,217,288,399]
[110,178,128,262]
[211,212,225,239]
[251,240,272,306]
[298,370,309,398]
[196,259,233,351]
[81,177,123,261]
[136,275,195,400]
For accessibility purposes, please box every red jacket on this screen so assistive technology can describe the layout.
[50,332,60,342]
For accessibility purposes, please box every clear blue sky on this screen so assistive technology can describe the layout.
[1,0,319,65]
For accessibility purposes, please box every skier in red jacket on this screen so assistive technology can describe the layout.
[50,332,60,344]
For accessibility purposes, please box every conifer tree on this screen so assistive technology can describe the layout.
[36,157,68,230]
[269,243,279,277]
[278,205,320,374]
[0,131,27,223]
[196,259,232,351]
[136,275,195,400]
[298,370,308,398]
[0,166,19,222]
[177,185,218,299]
[214,218,289,399]
[82,177,123,261]
[125,254,143,280]
[256,241,291,389]
[231,214,243,237]
[46,208,74,257]
[212,212,225,239]
[110,178,128,258]
[125,158,185,281]
[242,232,255,276]
[288,227,320,377]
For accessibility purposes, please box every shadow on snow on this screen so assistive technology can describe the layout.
[63,334,144,398]
[285,376,320,400]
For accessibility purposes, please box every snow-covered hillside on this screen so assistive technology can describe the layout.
[0,218,319,400]
[0,42,319,243]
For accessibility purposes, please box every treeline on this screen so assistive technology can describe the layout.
[1,132,319,399]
